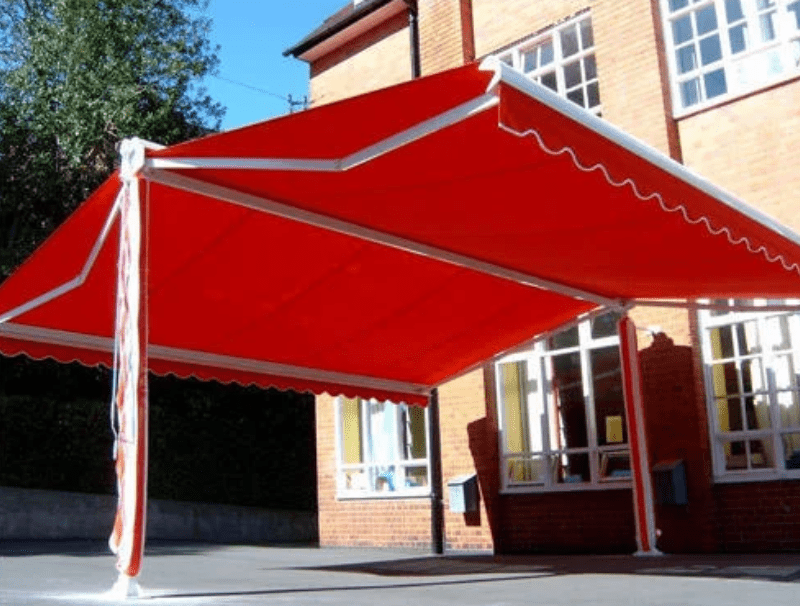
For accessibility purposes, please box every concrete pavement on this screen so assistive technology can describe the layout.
[2,540,800,605]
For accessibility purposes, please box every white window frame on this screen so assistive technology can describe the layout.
[495,314,631,494]
[660,0,800,117]
[699,299,800,483]
[494,12,603,116]
[334,397,431,499]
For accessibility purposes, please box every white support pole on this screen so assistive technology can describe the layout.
[108,139,150,594]
[618,315,661,556]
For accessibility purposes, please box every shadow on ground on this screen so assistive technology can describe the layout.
[300,553,800,583]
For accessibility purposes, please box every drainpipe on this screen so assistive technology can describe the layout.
[428,387,444,554]
[406,0,421,78]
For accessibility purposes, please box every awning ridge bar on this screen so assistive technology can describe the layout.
[0,322,431,396]
[145,169,620,307]
[144,93,499,172]
[0,193,122,325]
[483,57,800,261]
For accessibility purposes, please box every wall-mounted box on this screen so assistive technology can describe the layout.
[448,474,478,513]
[652,459,687,506]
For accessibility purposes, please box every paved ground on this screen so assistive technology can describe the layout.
[2,540,800,605]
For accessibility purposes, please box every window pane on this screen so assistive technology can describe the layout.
[766,315,792,351]
[584,54,597,80]
[555,452,590,483]
[745,393,771,430]
[499,53,513,66]
[404,464,429,488]
[704,67,727,98]
[564,60,582,88]
[716,397,744,431]
[773,354,798,390]
[540,41,554,65]
[677,44,698,73]
[695,5,719,35]
[551,352,589,449]
[741,358,765,393]
[680,76,701,106]
[789,1,800,29]
[567,87,585,107]
[561,25,580,57]
[759,11,777,42]
[506,454,547,484]
[341,397,363,464]
[782,433,800,468]
[725,0,744,22]
[522,48,538,72]
[778,390,800,428]
[599,450,631,480]
[587,82,601,108]
[669,0,689,12]
[540,71,557,91]
[724,440,747,469]
[710,361,739,398]
[590,310,621,338]
[404,405,427,459]
[498,361,529,454]
[700,34,722,65]
[735,320,761,355]
[710,325,735,359]
[750,438,774,468]
[580,19,594,49]
[548,325,579,349]
[673,15,694,44]
[591,346,626,446]
[729,23,748,54]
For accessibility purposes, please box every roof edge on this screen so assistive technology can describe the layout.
[283,0,404,58]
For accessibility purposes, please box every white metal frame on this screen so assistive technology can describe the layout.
[3,57,800,403]
[698,298,800,482]
[659,0,800,117]
[333,396,432,499]
[495,312,632,493]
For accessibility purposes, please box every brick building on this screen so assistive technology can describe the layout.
[285,0,800,554]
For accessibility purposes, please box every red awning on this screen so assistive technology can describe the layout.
[1,60,800,405]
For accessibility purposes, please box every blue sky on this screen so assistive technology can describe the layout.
[203,1,348,130]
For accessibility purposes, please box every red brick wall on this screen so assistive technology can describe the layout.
[309,11,411,106]
[498,490,636,554]
[713,482,800,552]
[315,394,433,549]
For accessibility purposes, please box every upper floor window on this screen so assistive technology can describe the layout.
[699,300,800,481]
[335,397,430,498]
[495,14,602,115]
[495,311,630,492]
[662,0,800,114]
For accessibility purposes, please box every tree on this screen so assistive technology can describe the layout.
[0,0,224,276]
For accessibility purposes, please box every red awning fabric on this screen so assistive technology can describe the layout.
[1,60,800,405]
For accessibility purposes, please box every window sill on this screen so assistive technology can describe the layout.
[336,490,432,501]
[713,470,800,484]
[673,71,800,121]
[500,480,631,495]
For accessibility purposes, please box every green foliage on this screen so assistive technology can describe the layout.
[0,356,318,510]
[0,0,224,276]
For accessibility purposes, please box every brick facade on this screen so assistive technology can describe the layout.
[292,0,800,554]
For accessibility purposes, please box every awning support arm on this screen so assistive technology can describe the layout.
[618,314,661,556]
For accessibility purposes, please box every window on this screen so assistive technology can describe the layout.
[662,0,800,114]
[335,397,430,497]
[495,311,631,492]
[495,14,602,115]
[699,300,800,480]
